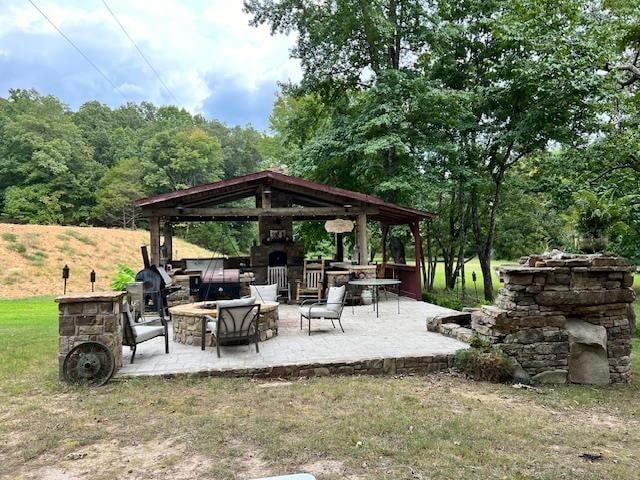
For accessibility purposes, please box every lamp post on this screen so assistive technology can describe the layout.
[62,265,69,294]
[90,270,96,292]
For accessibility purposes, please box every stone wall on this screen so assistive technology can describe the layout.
[56,292,126,379]
[471,254,635,384]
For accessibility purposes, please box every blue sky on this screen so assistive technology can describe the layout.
[0,0,301,130]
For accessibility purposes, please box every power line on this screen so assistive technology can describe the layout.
[101,0,180,105]
[27,0,129,102]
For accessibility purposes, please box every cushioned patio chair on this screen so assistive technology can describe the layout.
[122,302,169,364]
[298,285,346,335]
[201,297,261,357]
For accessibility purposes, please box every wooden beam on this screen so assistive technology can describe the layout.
[410,222,422,298]
[335,232,344,262]
[163,220,173,263]
[149,216,161,266]
[357,212,368,265]
[144,206,377,218]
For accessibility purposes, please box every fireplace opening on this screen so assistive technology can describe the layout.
[269,251,287,266]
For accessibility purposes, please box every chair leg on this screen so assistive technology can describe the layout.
[216,340,220,358]
[338,318,345,333]
[308,316,311,335]
[165,332,169,354]
[201,317,206,351]
[300,314,303,330]
[330,319,336,329]
[255,331,259,353]
[130,344,137,364]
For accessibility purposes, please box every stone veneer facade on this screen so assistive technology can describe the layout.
[471,254,635,384]
[56,291,126,379]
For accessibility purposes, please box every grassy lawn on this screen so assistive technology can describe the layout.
[1,297,639,479]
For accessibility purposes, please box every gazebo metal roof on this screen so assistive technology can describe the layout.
[135,170,433,225]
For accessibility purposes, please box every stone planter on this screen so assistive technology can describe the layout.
[578,236,608,254]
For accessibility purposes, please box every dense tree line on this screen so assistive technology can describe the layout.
[245,0,640,300]
[0,90,268,253]
[1,1,639,300]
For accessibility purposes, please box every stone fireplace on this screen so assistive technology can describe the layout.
[250,189,305,284]
[431,253,635,384]
[471,254,635,384]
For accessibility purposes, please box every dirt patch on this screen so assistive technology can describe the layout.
[13,439,212,480]
[0,224,212,298]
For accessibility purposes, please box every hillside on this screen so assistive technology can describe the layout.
[1,224,212,299]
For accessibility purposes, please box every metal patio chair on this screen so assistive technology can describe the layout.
[201,299,261,357]
[122,302,169,364]
[298,285,346,335]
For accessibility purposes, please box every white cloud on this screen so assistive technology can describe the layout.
[0,0,302,126]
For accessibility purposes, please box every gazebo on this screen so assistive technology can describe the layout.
[135,170,433,300]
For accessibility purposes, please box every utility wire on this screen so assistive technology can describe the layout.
[101,0,180,105]
[27,0,129,102]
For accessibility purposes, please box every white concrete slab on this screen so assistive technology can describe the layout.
[116,296,468,378]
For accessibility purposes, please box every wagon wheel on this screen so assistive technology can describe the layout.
[63,341,115,387]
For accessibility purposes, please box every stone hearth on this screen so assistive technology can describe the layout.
[432,253,635,384]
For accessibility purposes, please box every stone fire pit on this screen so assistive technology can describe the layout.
[169,301,279,348]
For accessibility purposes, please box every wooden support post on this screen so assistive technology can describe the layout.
[410,222,422,297]
[149,216,161,266]
[336,232,344,261]
[163,221,173,263]
[357,212,368,265]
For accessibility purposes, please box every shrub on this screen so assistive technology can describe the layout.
[422,290,465,311]
[110,263,136,291]
[454,345,515,383]
[468,334,493,352]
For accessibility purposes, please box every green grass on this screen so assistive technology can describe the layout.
[0,297,59,392]
[425,257,510,308]
[1,296,639,479]
[64,229,96,246]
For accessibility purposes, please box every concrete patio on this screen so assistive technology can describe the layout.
[116,295,468,379]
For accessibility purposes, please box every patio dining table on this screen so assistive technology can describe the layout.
[348,278,401,318]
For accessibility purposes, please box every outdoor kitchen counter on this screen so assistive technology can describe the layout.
[170,301,279,347]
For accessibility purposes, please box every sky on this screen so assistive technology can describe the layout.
[0,0,302,130]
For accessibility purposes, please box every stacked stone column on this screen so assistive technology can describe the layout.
[56,292,126,379]
[471,254,635,384]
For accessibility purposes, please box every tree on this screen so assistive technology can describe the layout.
[142,128,223,193]
[423,0,610,300]
[93,158,146,228]
[0,89,102,223]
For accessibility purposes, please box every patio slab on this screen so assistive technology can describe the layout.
[116,296,469,379]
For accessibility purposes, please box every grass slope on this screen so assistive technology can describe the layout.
[0,223,212,299]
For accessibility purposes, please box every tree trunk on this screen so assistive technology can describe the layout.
[390,236,406,264]
[470,168,505,302]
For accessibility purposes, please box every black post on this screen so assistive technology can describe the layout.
[472,271,478,302]
[90,269,96,292]
[62,265,69,295]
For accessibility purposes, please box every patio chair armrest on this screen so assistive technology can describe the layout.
[300,299,324,306]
